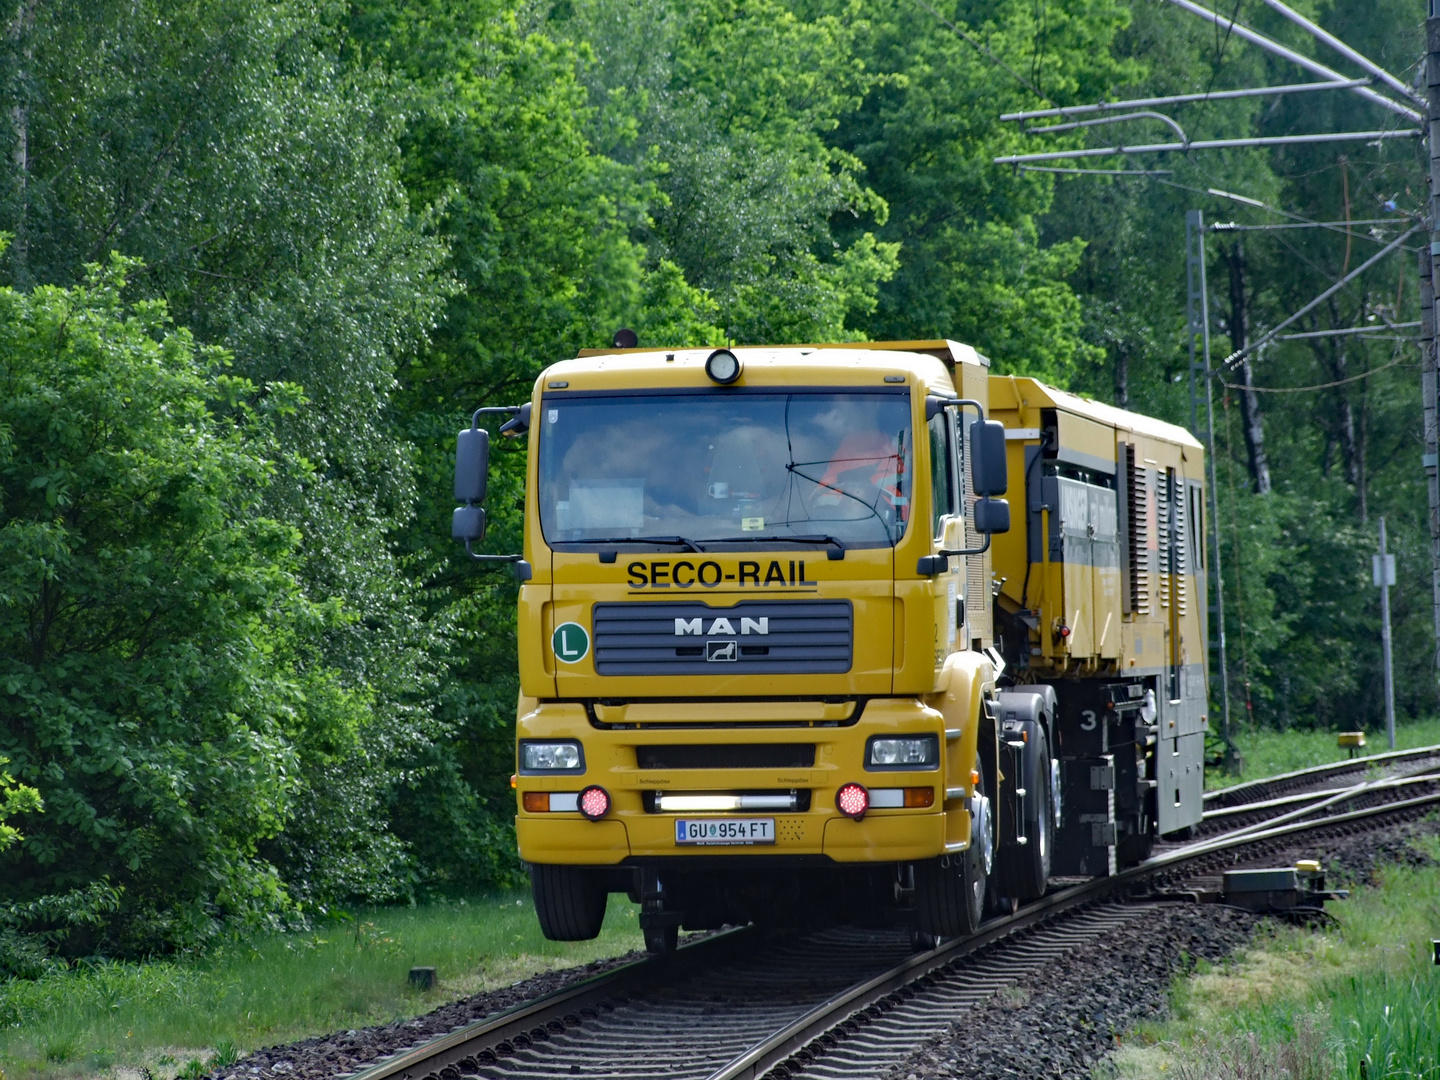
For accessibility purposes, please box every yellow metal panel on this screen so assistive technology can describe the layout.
[514,696,956,865]
[517,818,631,864]
[594,700,857,725]
[517,586,553,694]
[1055,411,1117,471]
[822,812,946,862]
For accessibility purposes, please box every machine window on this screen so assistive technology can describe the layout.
[927,411,954,536]
[538,390,914,548]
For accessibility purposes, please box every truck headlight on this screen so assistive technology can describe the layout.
[865,735,939,770]
[519,741,584,773]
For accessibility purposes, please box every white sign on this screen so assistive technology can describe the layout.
[1372,554,1396,587]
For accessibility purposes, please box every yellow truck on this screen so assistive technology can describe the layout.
[453,340,1208,951]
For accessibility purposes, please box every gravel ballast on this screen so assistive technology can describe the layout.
[877,816,1440,1080]
[209,950,649,1080]
[211,817,1440,1080]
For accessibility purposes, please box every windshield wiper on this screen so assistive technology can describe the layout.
[709,534,846,560]
[567,535,707,552]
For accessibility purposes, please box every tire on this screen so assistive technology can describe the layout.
[530,863,607,941]
[914,753,992,937]
[994,726,1053,902]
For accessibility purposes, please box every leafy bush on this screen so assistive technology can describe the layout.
[0,257,355,962]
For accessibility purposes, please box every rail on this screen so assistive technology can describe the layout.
[347,761,1440,1080]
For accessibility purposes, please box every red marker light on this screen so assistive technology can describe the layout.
[835,782,869,820]
[578,785,611,820]
[1058,625,1071,638]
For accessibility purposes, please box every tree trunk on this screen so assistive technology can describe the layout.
[1315,301,1363,518]
[1223,241,1272,494]
[9,0,34,285]
[1114,344,1129,409]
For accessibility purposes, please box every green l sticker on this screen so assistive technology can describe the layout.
[552,622,590,664]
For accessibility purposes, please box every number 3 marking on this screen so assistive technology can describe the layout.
[1080,710,1098,732]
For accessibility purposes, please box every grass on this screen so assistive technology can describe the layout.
[1106,831,1440,1079]
[1207,716,1440,791]
[0,891,642,1080]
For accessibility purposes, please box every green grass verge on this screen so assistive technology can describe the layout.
[0,892,641,1080]
[1207,716,1440,791]
[1107,831,1440,1079]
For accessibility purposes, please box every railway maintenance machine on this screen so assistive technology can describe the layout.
[452,340,1209,951]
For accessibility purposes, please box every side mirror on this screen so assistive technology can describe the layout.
[970,419,1008,496]
[452,505,487,542]
[974,497,1010,535]
[499,402,532,438]
[455,427,490,504]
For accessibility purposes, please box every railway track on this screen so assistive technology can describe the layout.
[344,745,1440,1080]
[1201,743,1440,809]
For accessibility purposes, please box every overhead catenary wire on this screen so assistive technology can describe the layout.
[1200,186,1421,253]
[1255,0,1426,108]
[994,128,1420,166]
[1000,79,1372,122]
[1276,322,1420,340]
[1212,219,1410,231]
[1219,223,1423,370]
[1018,166,1172,176]
[1023,110,1189,140]
[1159,0,1422,123]
[1222,355,1406,394]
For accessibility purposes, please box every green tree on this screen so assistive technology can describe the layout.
[0,0,458,901]
[556,0,899,344]
[0,257,350,956]
[805,0,1137,382]
[1036,0,1427,731]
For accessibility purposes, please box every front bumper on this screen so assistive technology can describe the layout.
[514,697,971,866]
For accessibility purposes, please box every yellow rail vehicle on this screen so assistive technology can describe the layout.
[452,341,1208,950]
[988,378,1208,872]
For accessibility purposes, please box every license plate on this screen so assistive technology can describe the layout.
[674,818,776,845]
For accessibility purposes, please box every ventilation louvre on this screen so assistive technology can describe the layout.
[1125,445,1151,616]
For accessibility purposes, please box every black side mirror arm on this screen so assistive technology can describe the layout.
[458,404,529,569]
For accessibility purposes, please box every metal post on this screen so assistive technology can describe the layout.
[1375,517,1396,750]
[1187,210,1235,769]
[1424,4,1440,711]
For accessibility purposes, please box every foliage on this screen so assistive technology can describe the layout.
[806,0,1138,382]
[0,757,40,854]
[556,0,900,344]
[0,0,459,910]
[0,257,341,961]
[1037,0,1429,730]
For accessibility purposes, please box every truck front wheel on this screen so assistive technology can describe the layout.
[913,755,992,937]
[531,863,608,941]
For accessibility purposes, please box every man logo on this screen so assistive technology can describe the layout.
[706,640,738,662]
[675,617,768,636]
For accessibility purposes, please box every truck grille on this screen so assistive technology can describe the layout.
[635,744,816,769]
[592,600,852,676]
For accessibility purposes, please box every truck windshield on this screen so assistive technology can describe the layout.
[538,390,913,549]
